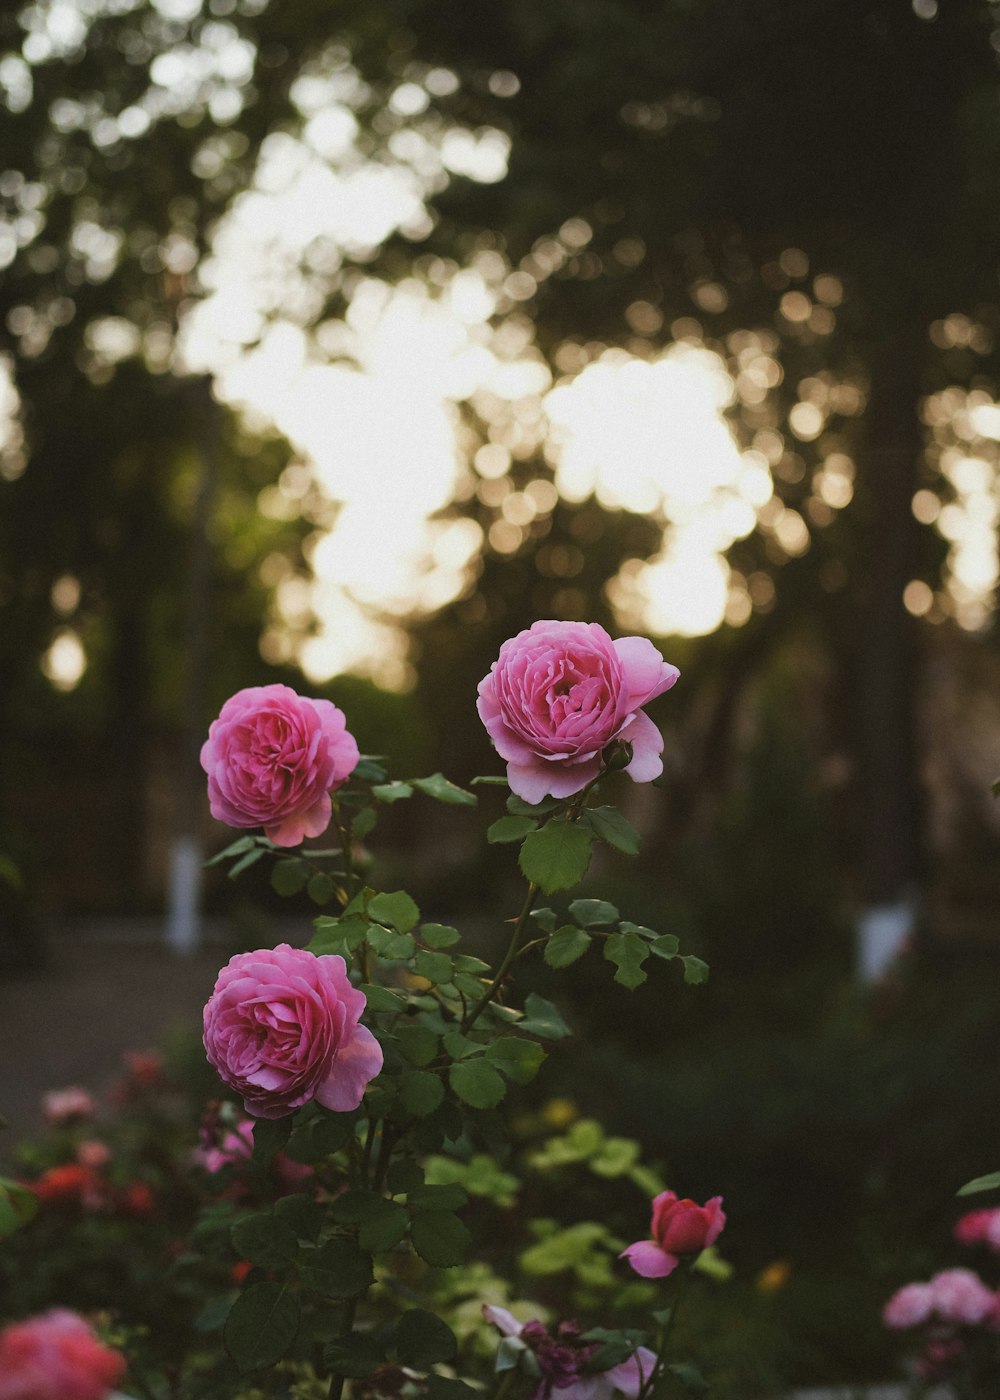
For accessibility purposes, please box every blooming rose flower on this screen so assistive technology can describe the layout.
[201,684,359,847]
[620,1190,726,1279]
[203,944,382,1119]
[193,1115,313,1190]
[929,1268,996,1326]
[483,1305,656,1400]
[477,622,679,803]
[0,1309,125,1400]
[41,1088,96,1127]
[883,1282,934,1329]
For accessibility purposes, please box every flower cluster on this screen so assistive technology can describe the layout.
[884,1268,999,1330]
[483,1306,657,1400]
[0,1309,125,1400]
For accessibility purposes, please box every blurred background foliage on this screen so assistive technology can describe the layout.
[3,0,1000,1389]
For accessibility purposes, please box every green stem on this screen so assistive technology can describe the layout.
[328,1297,359,1400]
[492,1366,521,1400]
[461,881,539,1031]
[638,1262,692,1400]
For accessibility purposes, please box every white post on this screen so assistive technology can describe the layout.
[856,898,914,983]
[166,833,202,957]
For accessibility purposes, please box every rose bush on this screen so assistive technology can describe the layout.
[0,1309,125,1400]
[202,944,383,1118]
[477,620,679,803]
[200,683,359,846]
[482,1305,657,1400]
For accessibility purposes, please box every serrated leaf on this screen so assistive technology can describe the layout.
[373,782,414,804]
[471,775,509,785]
[958,1170,1000,1196]
[308,872,335,905]
[324,1333,385,1378]
[359,983,406,1012]
[421,923,461,948]
[224,1283,299,1373]
[368,890,420,933]
[414,950,454,984]
[449,1058,507,1109]
[299,1238,374,1297]
[352,806,378,839]
[411,773,477,806]
[544,925,592,968]
[604,931,650,989]
[274,1193,324,1241]
[367,926,417,959]
[584,806,641,856]
[519,821,593,893]
[506,794,562,817]
[271,859,309,896]
[252,1117,292,1166]
[442,1031,480,1060]
[682,956,710,985]
[310,914,369,956]
[228,847,268,880]
[206,834,257,866]
[359,1199,409,1252]
[231,1212,299,1270]
[649,935,680,959]
[530,907,557,932]
[410,1210,471,1267]
[354,756,388,783]
[396,1024,439,1066]
[519,992,571,1040]
[569,898,620,927]
[407,1182,469,1211]
[486,1036,545,1084]
[487,815,538,844]
[399,1072,445,1117]
[394,1310,458,1367]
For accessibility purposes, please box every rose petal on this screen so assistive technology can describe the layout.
[620,1240,678,1278]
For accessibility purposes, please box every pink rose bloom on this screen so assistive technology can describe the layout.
[0,1309,125,1400]
[477,622,679,803]
[192,1118,255,1174]
[203,944,383,1119]
[483,1305,656,1400]
[42,1088,96,1127]
[620,1190,726,1279]
[954,1209,993,1245]
[201,684,359,847]
[883,1282,934,1329]
[929,1268,997,1326]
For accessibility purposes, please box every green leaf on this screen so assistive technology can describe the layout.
[360,983,407,1012]
[407,1183,469,1212]
[231,1212,299,1270]
[228,847,269,879]
[649,934,680,959]
[581,1329,645,1371]
[368,890,420,933]
[958,1170,1000,1197]
[206,834,257,866]
[329,1189,387,1224]
[544,924,592,968]
[487,814,538,844]
[308,872,335,905]
[394,1310,458,1367]
[584,806,641,856]
[414,950,454,984]
[520,992,571,1040]
[410,1211,471,1267]
[399,1071,445,1117]
[354,756,388,783]
[449,1058,507,1108]
[324,1333,385,1378]
[367,927,417,960]
[309,914,369,956]
[299,1239,374,1297]
[667,1362,709,1395]
[359,1199,410,1252]
[412,772,477,805]
[311,1111,358,1157]
[442,1032,480,1060]
[224,1283,299,1373]
[487,1036,546,1084]
[507,794,562,817]
[387,1159,425,1194]
[373,782,414,804]
[519,820,593,893]
[396,1024,439,1066]
[271,859,309,896]
[421,923,461,948]
[0,1177,37,1236]
[252,1117,292,1167]
[530,907,558,933]
[569,898,620,927]
[682,956,710,985]
[470,775,509,785]
[273,1193,324,1241]
[352,806,378,839]
[604,932,650,989]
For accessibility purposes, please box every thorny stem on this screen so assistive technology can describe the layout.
[328,1296,359,1400]
[461,880,539,1032]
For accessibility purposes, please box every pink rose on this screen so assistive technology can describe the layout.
[929,1268,996,1326]
[482,1305,657,1400]
[883,1282,934,1329]
[41,1088,96,1127]
[477,621,679,803]
[203,944,383,1119]
[201,684,359,847]
[620,1190,726,1279]
[0,1309,125,1400]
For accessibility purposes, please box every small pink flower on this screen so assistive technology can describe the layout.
[0,1309,125,1400]
[41,1088,96,1127]
[954,1208,1000,1246]
[883,1282,934,1330]
[620,1190,726,1279]
[192,1119,255,1174]
[76,1142,111,1171]
[482,1306,656,1400]
[203,944,383,1119]
[477,621,679,803]
[929,1268,996,1326]
[201,684,359,847]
